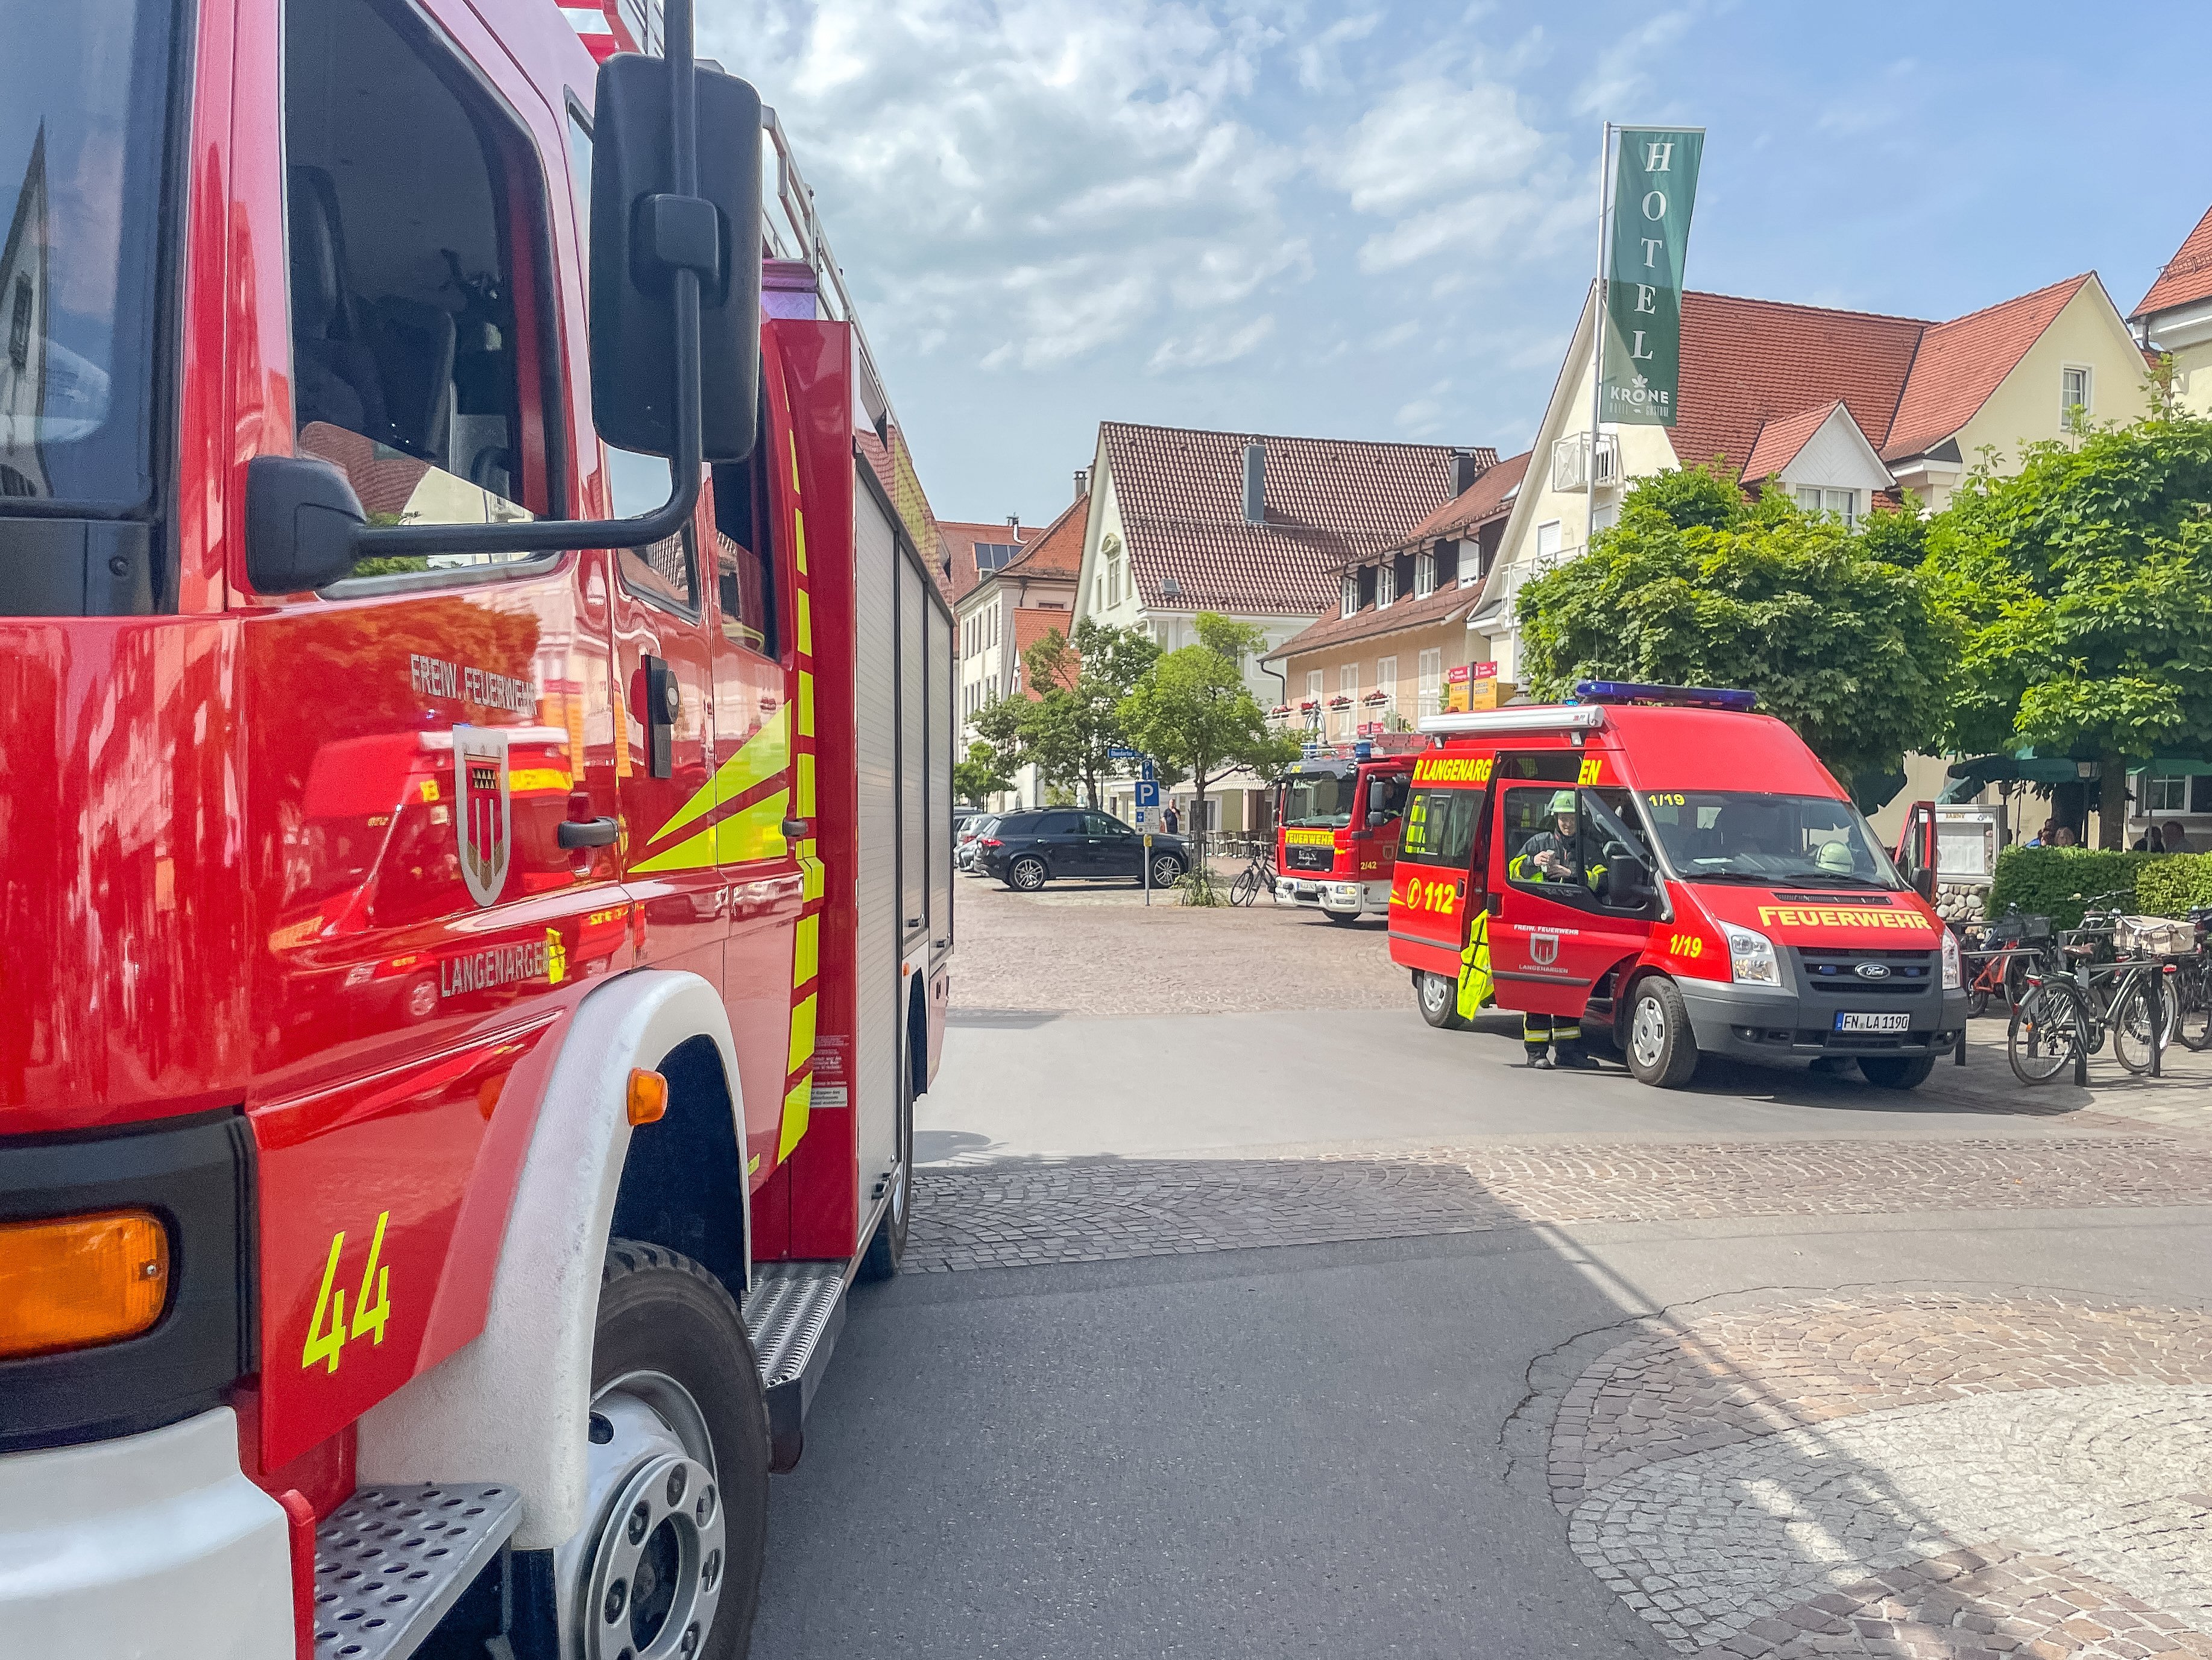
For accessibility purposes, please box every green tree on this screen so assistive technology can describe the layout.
[953,740,1012,807]
[1010,619,1161,807]
[1516,465,1955,788]
[1121,613,1300,862]
[1924,415,2212,846]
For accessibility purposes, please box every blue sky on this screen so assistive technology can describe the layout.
[702,1,2211,527]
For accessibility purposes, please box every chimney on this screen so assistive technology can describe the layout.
[1451,449,1483,496]
[1007,514,1019,533]
[1241,441,1265,526]
[1073,467,1091,500]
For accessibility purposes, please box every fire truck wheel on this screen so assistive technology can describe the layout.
[1007,855,1048,892]
[1855,1053,1936,1090]
[858,1059,914,1282]
[1624,977,1700,1088]
[1416,970,1470,1030]
[573,1241,770,1660]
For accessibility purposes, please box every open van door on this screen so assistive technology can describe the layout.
[1895,800,1938,903]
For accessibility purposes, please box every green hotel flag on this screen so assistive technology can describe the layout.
[1598,127,1704,428]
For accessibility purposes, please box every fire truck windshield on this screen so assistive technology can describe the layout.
[0,1,178,511]
[1639,790,1905,889]
[1280,769,1356,828]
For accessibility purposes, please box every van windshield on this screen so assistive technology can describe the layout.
[1,0,178,510]
[1639,790,1905,890]
[1281,768,1355,828]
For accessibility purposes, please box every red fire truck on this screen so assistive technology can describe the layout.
[1386,684,1966,1085]
[1271,743,1418,923]
[1,3,951,1656]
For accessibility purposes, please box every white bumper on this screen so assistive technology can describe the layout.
[0,1406,294,1659]
[1272,878,1390,914]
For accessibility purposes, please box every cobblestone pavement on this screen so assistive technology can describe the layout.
[949,873,1401,1018]
[904,1137,2212,1272]
[1546,1294,2212,1656]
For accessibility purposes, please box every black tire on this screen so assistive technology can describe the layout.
[2181,965,2212,1052]
[593,1241,770,1660]
[2111,975,2160,1076]
[1149,853,1185,888]
[1856,1053,1936,1090]
[2008,980,2086,1084]
[1416,970,1469,1030]
[1230,868,1259,907]
[1006,855,1047,892]
[1967,986,1990,1021]
[858,1042,914,1281]
[1624,976,1698,1088]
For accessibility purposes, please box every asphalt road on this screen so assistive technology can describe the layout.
[754,894,2212,1658]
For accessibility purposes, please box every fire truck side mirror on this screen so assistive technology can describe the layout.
[590,55,764,465]
[245,455,367,594]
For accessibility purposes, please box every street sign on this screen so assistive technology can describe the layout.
[1136,780,1159,808]
[1139,758,1155,783]
[1108,745,1138,760]
[1133,806,1150,830]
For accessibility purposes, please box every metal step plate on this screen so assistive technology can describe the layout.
[743,1260,850,1471]
[312,1482,520,1659]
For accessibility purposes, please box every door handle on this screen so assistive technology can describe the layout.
[558,816,619,850]
[641,654,675,780]
[781,817,810,841]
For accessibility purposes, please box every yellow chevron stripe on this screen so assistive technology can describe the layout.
[797,751,816,818]
[641,705,791,848]
[778,1073,811,1161]
[788,434,800,496]
[711,788,791,866]
[794,912,819,988]
[786,990,817,1076]
[798,671,815,739]
[796,587,813,655]
[628,821,715,875]
[799,841,824,901]
[793,508,808,576]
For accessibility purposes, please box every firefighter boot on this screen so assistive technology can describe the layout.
[1551,1041,1599,1071]
[1525,1041,1554,1068]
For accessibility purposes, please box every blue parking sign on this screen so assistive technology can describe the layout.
[1136,781,1160,808]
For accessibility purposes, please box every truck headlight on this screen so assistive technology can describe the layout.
[1941,927,1961,991]
[1719,921,1780,987]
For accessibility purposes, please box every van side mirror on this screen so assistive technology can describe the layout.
[1603,848,1656,907]
[245,455,367,593]
[591,55,763,463]
[1913,865,1936,903]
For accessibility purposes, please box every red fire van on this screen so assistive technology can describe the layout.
[1387,683,1967,1088]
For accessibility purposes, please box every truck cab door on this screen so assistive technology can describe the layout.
[1895,801,1938,902]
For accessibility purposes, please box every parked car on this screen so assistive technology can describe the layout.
[977,808,1190,891]
[957,814,999,873]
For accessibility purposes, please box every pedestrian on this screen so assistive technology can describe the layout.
[2027,819,2055,848]
[2052,825,2078,847]
[2162,820,2193,854]
[1161,801,1180,836]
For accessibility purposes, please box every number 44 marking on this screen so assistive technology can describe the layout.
[302,1211,394,1375]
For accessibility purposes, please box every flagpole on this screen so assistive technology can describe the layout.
[1587,120,1612,562]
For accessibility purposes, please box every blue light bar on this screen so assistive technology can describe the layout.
[1574,680,1758,712]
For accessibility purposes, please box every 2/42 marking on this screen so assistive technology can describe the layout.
[302,1210,394,1375]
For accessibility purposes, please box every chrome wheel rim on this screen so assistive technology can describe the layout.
[1153,856,1180,886]
[557,1371,726,1660]
[1421,975,1449,1015]
[1630,997,1666,1070]
[1013,859,1043,889]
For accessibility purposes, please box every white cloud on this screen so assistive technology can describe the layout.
[1294,11,1382,92]
[705,0,1305,374]
[1570,9,1698,118]
[1147,314,1278,373]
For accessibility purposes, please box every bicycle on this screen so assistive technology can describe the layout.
[2008,892,2178,1082]
[2170,906,2212,1052]
[1960,906,2049,1019]
[1230,841,1278,907]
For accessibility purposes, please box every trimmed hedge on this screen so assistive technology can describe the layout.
[1985,845,2212,929]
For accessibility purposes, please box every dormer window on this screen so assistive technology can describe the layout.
[1793,487,1858,527]
[1376,562,1396,609]
[1341,572,1357,619]
[1414,550,1435,599]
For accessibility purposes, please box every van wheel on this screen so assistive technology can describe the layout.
[1417,970,1469,1030]
[1625,977,1699,1088]
[562,1242,770,1660]
[1007,856,1047,892]
[1857,1053,1936,1090]
[859,1048,915,1281]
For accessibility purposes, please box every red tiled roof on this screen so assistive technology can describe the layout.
[2134,202,2212,321]
[1264,575,1483,662]
[1672,292,1926,479]
[1010,608,1077,698]
[1397,450,1531,548]
[941,518,1041,602]
[1100,421,1495,617]
[998,494,1086,581]
[1882,274,2090,459]
[1741,401,1850,482]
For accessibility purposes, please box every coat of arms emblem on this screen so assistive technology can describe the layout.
[453,725,511,909]
[1529,930,1560,967]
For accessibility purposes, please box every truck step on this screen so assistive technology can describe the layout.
[743,1259,851,1472]
[312,1483,520,1659]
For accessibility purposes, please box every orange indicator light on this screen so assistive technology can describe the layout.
[0,1209,170,1360]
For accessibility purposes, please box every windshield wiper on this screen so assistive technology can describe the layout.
[1678,869,1774,884]
[1777,872,1900,890]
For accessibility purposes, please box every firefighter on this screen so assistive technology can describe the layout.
[1510,790,1600,1070]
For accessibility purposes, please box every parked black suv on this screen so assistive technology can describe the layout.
[977,809,1191,891]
